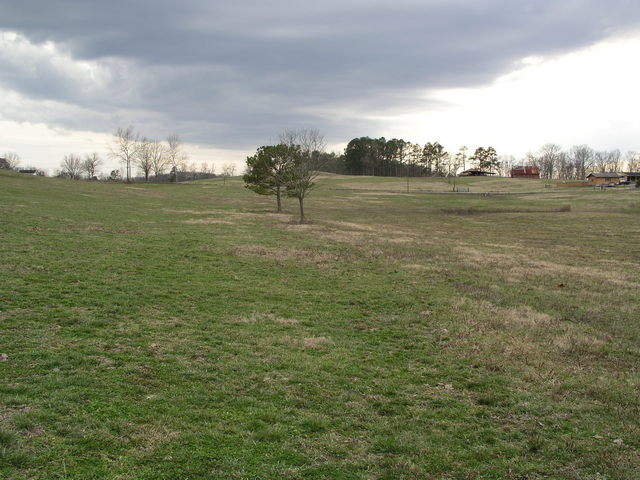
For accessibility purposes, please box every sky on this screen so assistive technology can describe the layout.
[1,0,639,174]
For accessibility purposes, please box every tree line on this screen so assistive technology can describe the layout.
[316,138,639,179]
[318,138,499,177]
[55,127,220,182]
[498,144,639,180]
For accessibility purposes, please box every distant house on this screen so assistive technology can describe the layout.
[586,173,622,185]
[510,165,540,179]
[622,172,640,183]
[18,169,37,175]
[459,169,496,177]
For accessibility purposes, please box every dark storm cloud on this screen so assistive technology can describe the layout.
[1,0,639,147]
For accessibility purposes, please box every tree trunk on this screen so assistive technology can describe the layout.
[276,185,282,213]
[298,196,305,224]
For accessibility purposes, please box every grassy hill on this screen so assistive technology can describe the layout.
[1,170,639,479]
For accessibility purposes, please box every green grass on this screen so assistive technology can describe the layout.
[1,170,639,479]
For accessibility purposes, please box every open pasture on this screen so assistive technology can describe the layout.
[1,171,639,479]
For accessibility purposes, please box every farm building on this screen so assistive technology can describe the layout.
[459,169,496,177]
[510,165,540,178]
[586,173,622,185]
[622,172,640,183]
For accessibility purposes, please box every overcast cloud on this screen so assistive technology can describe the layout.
[1,0,640,150]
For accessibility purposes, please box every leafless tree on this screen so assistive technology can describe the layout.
[537,143,563,179]
[136,137,155,181]
[60,154,83,180]
[624,151,639,172]
[221,163,236,185]
[498,154,515,177]
[447,151,465,191]
[166,134,187,182]
[456,146,468,172]
[200,161,212,175]
[148,140,167,179]
[606,149,622,172]
[110,126,139,182]
[569,145,594,179]
[279,128,327,223]
[82,153,102,180]
[594,150,621,173]
[2,151,21,170]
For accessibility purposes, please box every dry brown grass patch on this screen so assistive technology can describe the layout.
[230,244,344,264]
[183,218,233,225]
[232,313,299,325]
[129,423,180,452]
[67,224,140,234]
[302,336,331,348]
[277,335,332,349]
[455,246,639,288]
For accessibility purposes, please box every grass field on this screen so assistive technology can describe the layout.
[1,170,639,479]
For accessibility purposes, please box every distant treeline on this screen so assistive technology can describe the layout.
[318,138,640,179]
[318,137,496,177]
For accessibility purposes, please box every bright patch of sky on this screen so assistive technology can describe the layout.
[387,35,640,158]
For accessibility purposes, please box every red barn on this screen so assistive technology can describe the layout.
[510,165,540,179]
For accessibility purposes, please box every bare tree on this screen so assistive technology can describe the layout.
[606,149,622,172]
[279,128,326,223]
[166,134,187,182]
[136,137,155,181]
[497,155,515,177]
[570,145,594,179]
[593,150,621,173]
[537,143,563,179]
[200,161,212,175]
[148,140,167,179]
[2,151,21,170]
[82,153,102,180]
[110,126,139,182]
[221,163,236,185]
[625,151,639,172]
[60,154,83,180]
[455,146,468,173]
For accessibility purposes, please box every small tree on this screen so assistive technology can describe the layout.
[82,153,102,179]
[149,140,168,179]
[110,126,139,183]
[166,134,186,182]
[279,128,326,223]
[243,144,298,212]
[60,154,83,180]
[221,163,236,185]
[136,137,154,181]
